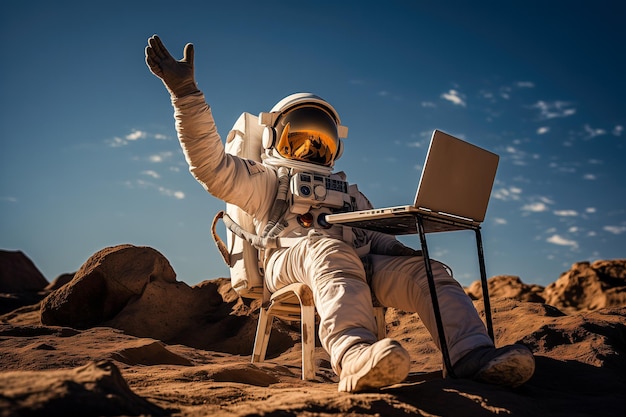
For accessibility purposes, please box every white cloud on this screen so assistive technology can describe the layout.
[421,101,437,108]
[127,179,185,200]
[107,129,170,147]
[519,196,554,213]
[504,145,532,166]
[159,187,185,200]
[108,136,128,147]
[568,226,578,233]
[583,124,607,139]
[603,225,626,235]
[441,89,466,107]
[530,100,576,120]
[613,125,624,136]
[537,126,550,135]
[522,202,550,213]
[142,170,160,179]
[585,207,596,214]
[553,210,578,217]
[492,186,523,201]
[494,218,508,225]
[516,81,535,88]
[148,151,174,163]
[1,196,17,203]
[126,130,147,141]
[547,234,578,249]
[539,196,555,205]
[583,174,597,180]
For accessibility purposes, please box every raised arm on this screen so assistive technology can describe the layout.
[144,35,276,220]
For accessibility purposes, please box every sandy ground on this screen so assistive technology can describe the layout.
[1,298,625,416]
[1,250,625,416]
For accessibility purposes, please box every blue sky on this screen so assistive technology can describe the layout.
[1,1,624,288]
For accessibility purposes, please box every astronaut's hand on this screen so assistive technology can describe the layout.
[145,35,199,98]
[389,243,422,257]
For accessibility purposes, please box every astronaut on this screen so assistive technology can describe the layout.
[145,35,535,393]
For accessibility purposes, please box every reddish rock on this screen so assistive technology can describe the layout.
[45,273,75,291]
[37,245,255,351]
[40,244,177,328]
[466,275,545,303]
[0,250,48,293]
[543,260,626,313]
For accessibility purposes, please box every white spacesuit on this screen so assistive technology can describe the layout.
[145,35,535,393]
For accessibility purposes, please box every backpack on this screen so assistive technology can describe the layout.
[211,112,265,298]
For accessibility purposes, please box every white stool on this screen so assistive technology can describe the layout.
[251,283,387,380]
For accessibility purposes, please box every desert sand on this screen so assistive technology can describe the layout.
[1,245,625,416]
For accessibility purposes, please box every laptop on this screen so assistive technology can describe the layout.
[325,129,499,235]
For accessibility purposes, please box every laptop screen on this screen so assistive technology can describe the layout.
[413,130,499,222]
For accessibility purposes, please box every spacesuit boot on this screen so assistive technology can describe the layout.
[338,338,410,392]
[451,344,535,387]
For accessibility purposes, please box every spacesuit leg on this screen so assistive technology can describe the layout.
[367,254,494,366]
[265,235,379,373]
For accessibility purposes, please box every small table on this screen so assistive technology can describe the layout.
[413,213,495,378]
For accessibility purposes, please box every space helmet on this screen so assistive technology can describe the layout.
[260,93,348,170]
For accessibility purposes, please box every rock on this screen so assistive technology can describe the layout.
[104,277,223,343]
[543,259,626,312]
[36,245,260,352]
[466,275,545,303]
[0,360,166,416]
[110,340,193,366]
[44,272,75,291]
[0,250,48,293]
[40,244,177,328]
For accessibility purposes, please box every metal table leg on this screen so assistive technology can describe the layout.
[416,215,456,378]
[475,228,495,342]
[415,216,497,377]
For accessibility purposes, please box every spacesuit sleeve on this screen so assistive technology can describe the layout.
[170,92,273,216]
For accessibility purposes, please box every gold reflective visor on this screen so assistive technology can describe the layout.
[276,125,337,166]
[274,105,339,166]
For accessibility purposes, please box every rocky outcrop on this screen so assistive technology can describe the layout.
[40,244,179,328]
[0,250,48,293]
[44,272,75,291]
[0,250,50,315]
[38,244,261,352]
[466,275,545,303]
[466,260,626,314]
[543,260,626,313]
